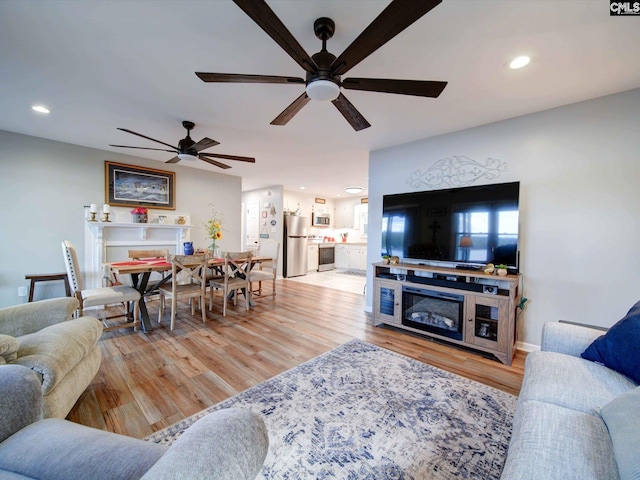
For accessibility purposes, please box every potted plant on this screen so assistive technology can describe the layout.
[496,264,508,276]
[382,255,390,265]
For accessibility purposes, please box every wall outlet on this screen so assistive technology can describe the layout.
[18,286,27,297]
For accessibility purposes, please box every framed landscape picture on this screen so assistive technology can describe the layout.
[105,161,175,210]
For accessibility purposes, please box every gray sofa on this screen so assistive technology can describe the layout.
[0,297,102,418]
[0,364,269,480]
[501,322,639,480]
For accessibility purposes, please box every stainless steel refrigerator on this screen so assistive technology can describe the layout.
[283,215,309,278]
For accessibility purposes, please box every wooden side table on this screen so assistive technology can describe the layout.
[24,273,72,302]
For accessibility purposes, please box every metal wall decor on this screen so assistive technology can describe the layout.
[407,156,508,189]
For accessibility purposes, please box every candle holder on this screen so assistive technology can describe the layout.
[86,212,98,222]
[101,212,111,222]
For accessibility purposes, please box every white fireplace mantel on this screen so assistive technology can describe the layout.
[84,221,192,289]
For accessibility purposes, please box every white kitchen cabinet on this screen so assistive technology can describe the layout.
[334,197,367,229]
[353,204,368,235]
[335,244,349,268]
[307,244,319,271]
[334,205,353,229]
[335,244,368,271]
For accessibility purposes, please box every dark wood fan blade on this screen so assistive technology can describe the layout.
[191,137,220,152]
[109,144,177,153]
[270,92,311,126]
[199,153,256,163]
[198,157,232,169]
[116,128,178,150]
[233,0,317,73]
[195,72,305,84]
[166,157,181,164]
[342,78,447,97]
[331,93,371,131]
[331,0,441,76]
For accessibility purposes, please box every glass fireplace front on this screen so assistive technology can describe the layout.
[402,286,464,340]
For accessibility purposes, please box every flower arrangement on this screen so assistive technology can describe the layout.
[205,204,223,251]
[130,206,148,215]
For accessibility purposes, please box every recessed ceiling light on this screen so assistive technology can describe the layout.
[32,105,50,114]
[508,56,531,70]
[300,186,306,190]
[344,186,364,194]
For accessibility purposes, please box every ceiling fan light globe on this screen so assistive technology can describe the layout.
[177,153,199,161]
[306,80,340,101]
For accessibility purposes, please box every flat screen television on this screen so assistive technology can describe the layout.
[381,181,520,270]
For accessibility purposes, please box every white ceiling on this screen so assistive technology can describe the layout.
[1,1,640,198]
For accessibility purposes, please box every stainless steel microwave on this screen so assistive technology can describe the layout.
[312,213,330,227]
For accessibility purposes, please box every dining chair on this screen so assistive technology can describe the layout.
[61,240,141,331]
[157,254,208,330]
[250,240,280,298]
[206,262,226,312]
[209,251,253,317]
[128,249,169,262]
[128,249,169,308]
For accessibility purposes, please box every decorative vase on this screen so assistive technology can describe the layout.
[208,241,220,258]
[497,268,508,277]
[382,258,390,265]
[342,237,347,243]
[183,242,194,255]
[133,214,147,224]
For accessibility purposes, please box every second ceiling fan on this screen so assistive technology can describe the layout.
[196,0,447,131]
[110,121,255,169]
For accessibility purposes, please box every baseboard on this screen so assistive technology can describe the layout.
[516,341,540,353]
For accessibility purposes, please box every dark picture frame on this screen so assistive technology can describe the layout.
[105,161,175,210]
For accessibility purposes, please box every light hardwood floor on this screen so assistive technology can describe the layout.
[67,279,526,438]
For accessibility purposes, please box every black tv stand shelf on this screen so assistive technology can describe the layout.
[455,264,480,271]
[372,262,521,365]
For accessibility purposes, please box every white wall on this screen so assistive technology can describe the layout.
[367,88,640,347]
[0,130,242,307]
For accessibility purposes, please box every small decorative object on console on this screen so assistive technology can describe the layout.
[390,256,400,265]
[130,206,148,223]
[496,264,508,276]
[483,263,495,275]
[382,255,390,265]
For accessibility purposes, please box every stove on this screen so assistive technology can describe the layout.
[318,243,335,271]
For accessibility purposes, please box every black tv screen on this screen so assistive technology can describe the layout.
[382,182,520,269]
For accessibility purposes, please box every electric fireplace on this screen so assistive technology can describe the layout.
[402,286,464,340]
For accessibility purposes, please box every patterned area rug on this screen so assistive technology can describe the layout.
[146,340,516,479]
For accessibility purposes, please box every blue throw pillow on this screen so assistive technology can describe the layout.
[582,301,640,384]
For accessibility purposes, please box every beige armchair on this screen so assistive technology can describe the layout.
[0,297,102,418]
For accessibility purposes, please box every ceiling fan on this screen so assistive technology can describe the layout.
[196,0,447,131]
[109,121,256,170]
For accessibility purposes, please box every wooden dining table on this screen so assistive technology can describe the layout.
[106,256,270,332]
